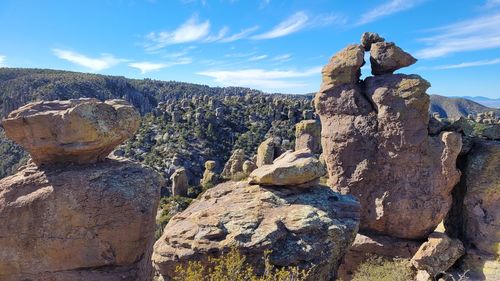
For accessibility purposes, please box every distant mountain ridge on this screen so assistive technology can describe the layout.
[429,94,500,120]
[454,96,500,109]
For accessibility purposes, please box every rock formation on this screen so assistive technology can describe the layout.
[295,120,321,154]
[242,159,257,175]
[370,42,417,75]
[315,33,462,240]
[0,99,162,281]
[256,137,277,167]
[221,149,246,179]
[459,140,500,280]
[153,148,359,281]
[249,149,326,187]
[170,167,189,196]
[201,160,219,188]
[410,232,464,281]
[2,98,140,165]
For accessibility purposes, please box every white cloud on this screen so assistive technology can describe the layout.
[0,55,5,67]
[129,57,193,74]
[271,54,292,62]
[197,66,321,90]
[52,49,126,71]
[251,11,309,39]
[434,58,500,69]
[248,55,268,61]
[416,12,500,58]
[219,26,259,42]
[145,14,210,50]
[205,26,229,42]
[357,0,424,25]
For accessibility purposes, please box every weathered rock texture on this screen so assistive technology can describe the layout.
[410,232,464,279]
[153,181,360,281]
[0,159,162,281]
[315,35,462,239]
[256,137,278,167]
[201,160,219,188]
[295,120,322,154]
[221,149,246,179]
[338,232,422,281]
[249,149,326,187]
[170,168,188,196]
[370,42,417,75]
[460,140,500,280]
[2,98,140,165]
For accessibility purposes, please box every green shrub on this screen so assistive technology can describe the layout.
[352,256,414,281]
[173,248,309,281]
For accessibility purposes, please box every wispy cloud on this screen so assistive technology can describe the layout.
[205,26,229,42]
[251,11,309,39]
[129,57,192,74]
[52,49,126,71]
[271,54,292,62]
[416,12,500,58]
[219,26,259,42]
[434,58,500,69]
[248,55,268,61]
[357,0,424,25]
[0,55,5,67]
[145,14,210,50]
[197,66,321,90]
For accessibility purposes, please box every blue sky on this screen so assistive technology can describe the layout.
[0,0,499,98]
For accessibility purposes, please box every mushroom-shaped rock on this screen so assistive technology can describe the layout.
[1,98,140,165]
[249,149,326,187]
[360,32,385,51]
[370,42,417,75]
[153,181,360,281]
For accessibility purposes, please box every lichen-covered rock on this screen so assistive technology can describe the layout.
[338,232,422,281]
[410,232,464,279]
[256,137,276,167]
[360,32,385,51]
[1,98,140,165]
[319,44,365,92]
[152,181,360,281]
[0,159,162,281]
[170,168,188,196]
[295,120,322,154]
[460,140,500,280]
[249,149,326,187]
[370,42,417,75]
[242,160,257,175]
[221,149,246,179]
[315,37,462,239]
[201,160,219,188]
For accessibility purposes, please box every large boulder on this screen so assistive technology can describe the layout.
[295,120,322,154]
[249,149,326,187]
[460,140,500,280]
[315,37,462,239]
[370,42,417,75]
[221,149,246,179]
[152,181,360,281]
[256,137,277,167]
[1,98,140,165]
[170,168,189,197]
[0,159,162,281]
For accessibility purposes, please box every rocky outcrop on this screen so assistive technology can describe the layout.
[410,232,464,280]
[315,33,462,239]
[249,149,326,187]
[221,149,246,179]
[295,120,321,154]
[201,160,219,188]
[256,137,277,167]
[360,31,385,51]
[170,168,188,196]
[370,42,417,75]
[459,140,500,280]
[2,98,140,165]
[338,232,422,281]
[152,181,360,281]
[0,99,162,281]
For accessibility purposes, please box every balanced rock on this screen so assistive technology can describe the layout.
[360,32,385,51]
[410,232,464,280]
[1,98,140,165]
[460,140,500,280]
[153,180,360,281]
[201,160,219,188]
[256,137,277,167]
[0,159,162,281]
[170,168,188,197]
[295,120,322,154]
[315,36,462,239]
[249,149,326,187]
[221,149,246,179]
[370,42,417,75]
